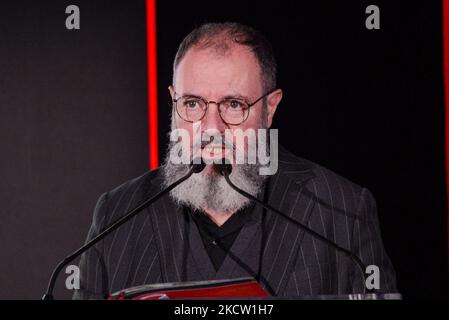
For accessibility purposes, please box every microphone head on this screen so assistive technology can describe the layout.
[215,161,232,176]
[191,158,206,173]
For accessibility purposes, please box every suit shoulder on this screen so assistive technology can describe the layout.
[105,168,160,198]
[311,162,364,197]
[280,147,368,210]
[98,168,162,223]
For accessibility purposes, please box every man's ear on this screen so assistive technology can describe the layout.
[168,85,175,99]
[266,89,283,128]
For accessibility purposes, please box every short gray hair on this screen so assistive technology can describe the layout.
[172,22,277,93]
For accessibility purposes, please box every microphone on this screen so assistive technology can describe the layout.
[215,162,370,293]
[42,160,206,300]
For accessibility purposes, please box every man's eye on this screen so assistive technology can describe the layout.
[184,100,199,108]
[229,100,244,109]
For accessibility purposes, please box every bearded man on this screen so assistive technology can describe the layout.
[74,22,397,299]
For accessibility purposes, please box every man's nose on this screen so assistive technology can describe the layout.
[201,102,227,132]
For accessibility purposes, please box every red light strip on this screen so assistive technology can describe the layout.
[146,0,159,169]
[443,0,449,265]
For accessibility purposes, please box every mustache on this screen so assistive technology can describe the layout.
[167,132,252,165]
[194,134,236,151]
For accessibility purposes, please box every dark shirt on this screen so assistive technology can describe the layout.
[187,205,255,271]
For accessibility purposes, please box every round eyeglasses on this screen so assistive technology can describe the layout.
[173,89,276,125]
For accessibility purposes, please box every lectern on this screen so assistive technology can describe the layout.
[107,278,402,300]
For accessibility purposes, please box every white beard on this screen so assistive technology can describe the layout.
[161,140,267,213]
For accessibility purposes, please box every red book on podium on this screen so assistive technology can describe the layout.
[107,278,269,300]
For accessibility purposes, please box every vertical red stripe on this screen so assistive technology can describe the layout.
[146,0,159,169]
[443,0,449,265]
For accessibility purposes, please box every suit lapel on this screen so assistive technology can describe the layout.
[143,171,188,283]
[259,148,317,295]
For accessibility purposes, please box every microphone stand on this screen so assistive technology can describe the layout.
[42,162,205,300]
[216,163,369,293]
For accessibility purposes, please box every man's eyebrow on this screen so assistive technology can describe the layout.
[178,92,203,98]
[222,94,251,101]
[179,92,251,101]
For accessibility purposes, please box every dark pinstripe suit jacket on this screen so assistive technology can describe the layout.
[73,146,397,299]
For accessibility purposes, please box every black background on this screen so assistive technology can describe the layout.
[0,1,149,299]
[0,0,447,299]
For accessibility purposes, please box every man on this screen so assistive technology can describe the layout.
[74,22,397,299]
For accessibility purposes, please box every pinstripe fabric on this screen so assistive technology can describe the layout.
[73,146,397,299]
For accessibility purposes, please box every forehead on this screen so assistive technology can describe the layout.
[174,44,262,97]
